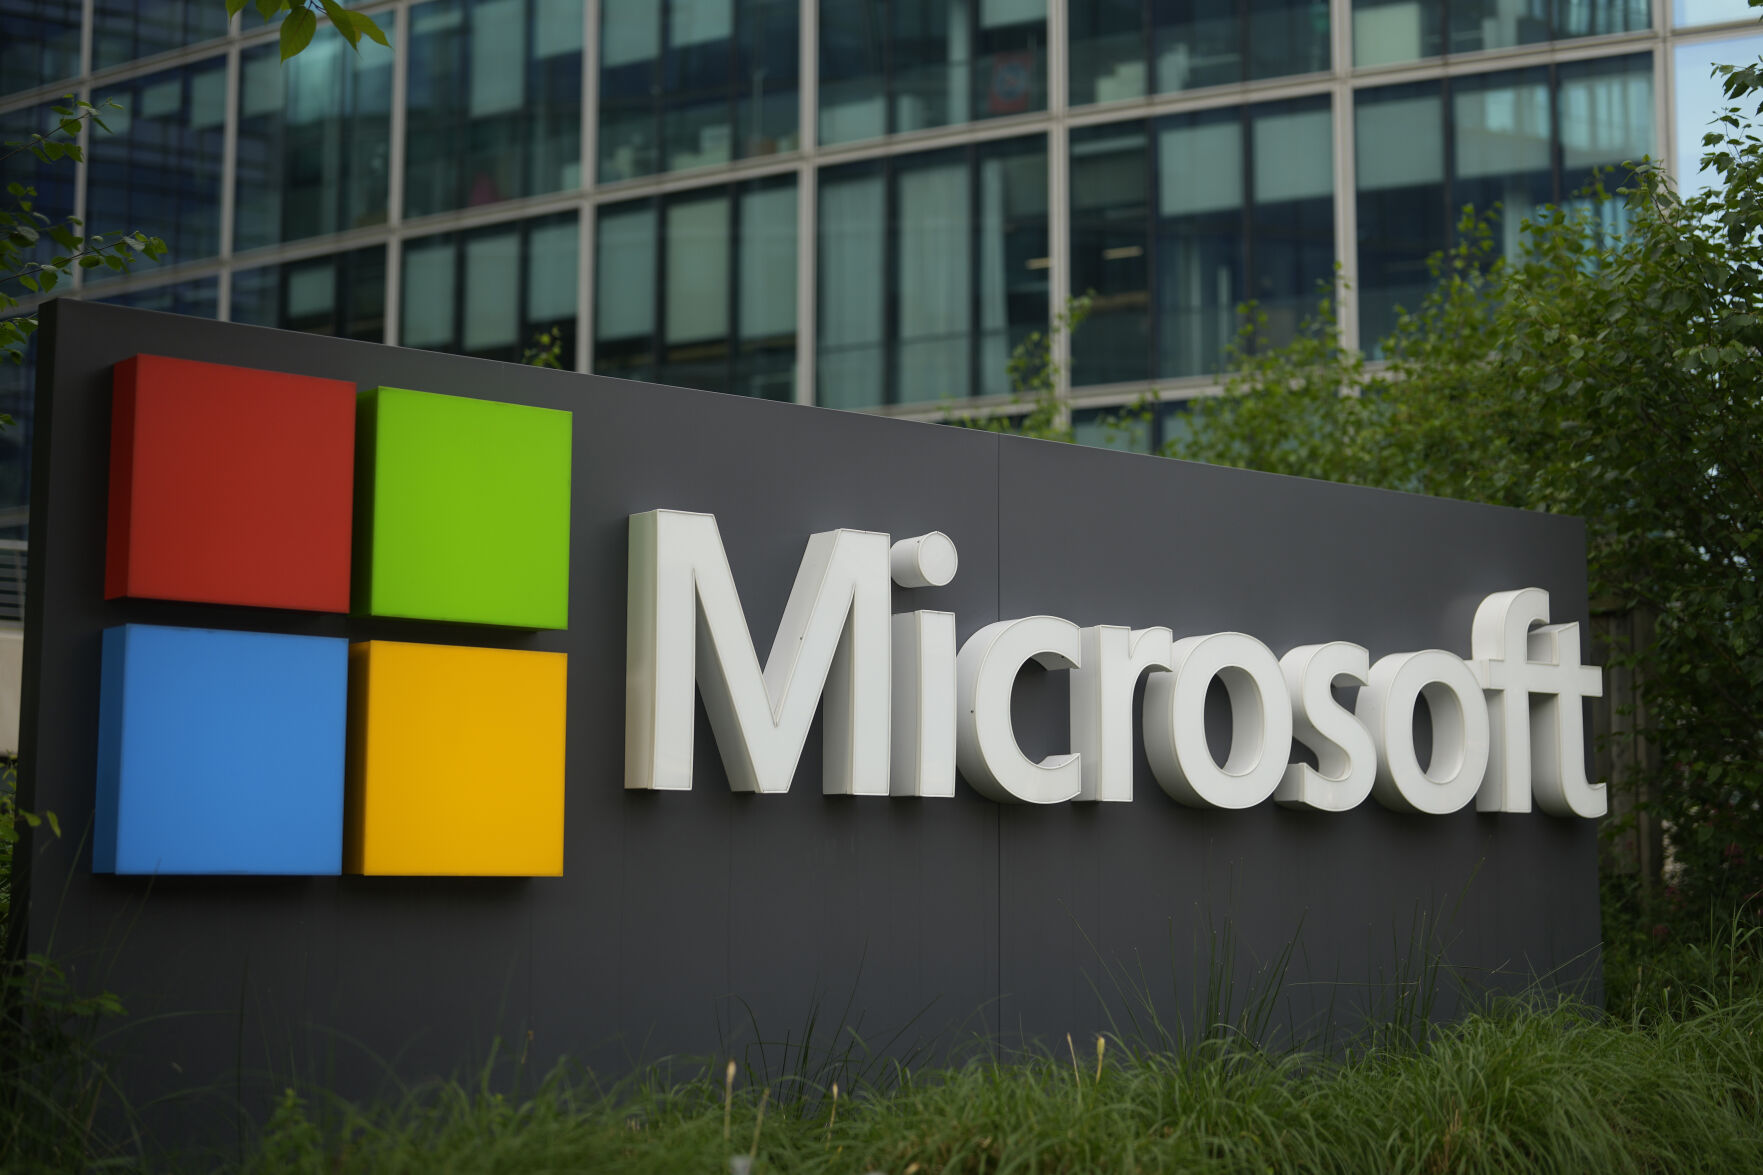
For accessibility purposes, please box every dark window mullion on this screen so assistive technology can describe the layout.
[728,182,741,393]
[884,160,900,405]
[653,196,668,374]
[1442,79,1456,249]
[968,143,982,401]
[1146,118,1160,379]
[1241,108,1254,347]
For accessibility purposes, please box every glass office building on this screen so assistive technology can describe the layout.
[4,0,1762,474]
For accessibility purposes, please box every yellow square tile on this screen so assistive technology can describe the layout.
[346,640,566,876]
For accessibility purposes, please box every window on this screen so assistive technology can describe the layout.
[400,213,579,364]
[819,0,1047,147]
[235,27,395,252]
[1069,97,1334,387]
[405,0,583,218]
[0,0,82,95]
[1673,0,1755,24]
[1355,54,1652,347]
[1351,0,1646,66]
[594,177,797,399]
[92,276,221,318]
[1070,0,1330,106]
[91,0,230,71]
[598,0,800,182]
[1,103,77,269]
[232,247,388,342]
[818,135,1047,407]
[89,62,229,277]
[1072,400,1191,453]
[1673,33,1763,194]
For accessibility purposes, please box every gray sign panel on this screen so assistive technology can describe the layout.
[13,301,1599,1145]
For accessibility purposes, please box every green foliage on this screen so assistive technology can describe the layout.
[1173,75,1763,926]
[942,295,1092,442]
[522,324,569,370]
[242,986,1763,1173]
[2,98,168,367]
[224,0,390,60]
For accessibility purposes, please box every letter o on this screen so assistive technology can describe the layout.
[1144,632,1292,809]
[1358,650,1490,815]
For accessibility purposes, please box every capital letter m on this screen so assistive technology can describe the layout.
[625,509,891,795]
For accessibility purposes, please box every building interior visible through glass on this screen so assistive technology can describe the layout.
[0,0,1746,468]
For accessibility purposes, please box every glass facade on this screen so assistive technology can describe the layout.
[401,213,580,365]
[595,177,797,398]
[1,0,82,96]
[94,276,222,317]
[89,61,230,279]
[1070,0,1331,105]
[1355,53,1651,345]
[0,0,1710,471]
[820,0,1048,146]
[405,0,583,217]
[235,26,395,252]
[1,102,77,267]
[1352,0,1648,65]
[1071,98,1335,386]
[598,0,800,182]
[1675,32,1763,194]
[92,0,231,71]
[819,135,1047,406]
[233,246,388,341]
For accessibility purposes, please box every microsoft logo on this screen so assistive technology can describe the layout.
[94,356,572,877]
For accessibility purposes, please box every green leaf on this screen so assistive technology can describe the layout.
[320,0,360,47]
[256,0,285,21]
[346,10,390,47]
[280,6,317,60]
[226,0,248,15]
[45,810,60,838]
[38,269,56,292]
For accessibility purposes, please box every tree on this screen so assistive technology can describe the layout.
[1170,62,1763,924]
[228,0,389,62]
[2,101,168,367]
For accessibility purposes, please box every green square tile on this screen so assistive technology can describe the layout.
[355,387,571,628]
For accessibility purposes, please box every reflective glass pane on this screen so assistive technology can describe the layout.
[818,0,1046,146]
[89,62,229,276]
[1448,0,1550,53]
[1,103,78,269]
[977,137,1048,395]
[594,202,659,380]
[1156,112,1243,377]
[400,214,578,363]
[599,0,800,182]
[0,0,82,95]
[660,193,733,390]
[1070,122,1151,386]
[736,180,798,399]
[1673,0,1755,24]
[594,179,793,396]
[235,26,394,252]
[1248,101,1334,352]
[818,163,887,405]
[1675,34,1763,194]
[1554,0,1648,37]
[819,138,1044,405]
[1452,68,1553,261]
[92,0,229,71]
[92,276,220,317]
[230,246,388,341]
[1352,0,1443,66]
[406,0,583,217]
[1070,0,1146,105]
[1355,83,1445,346]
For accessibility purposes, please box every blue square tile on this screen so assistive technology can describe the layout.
[95,624,347,875]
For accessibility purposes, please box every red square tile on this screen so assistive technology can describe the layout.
[106,355,357,612]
